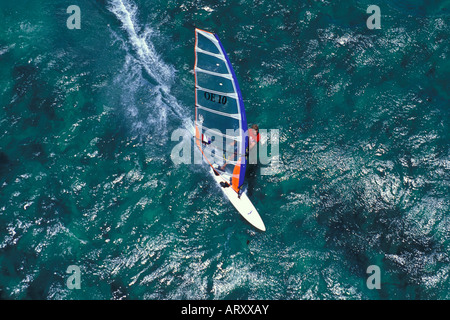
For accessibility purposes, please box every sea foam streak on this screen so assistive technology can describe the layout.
[108,0,193,139]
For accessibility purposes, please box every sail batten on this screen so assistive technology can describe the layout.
[196,104,240,119]
[195,67,232,79]
[194,28,248,194]
[195,47,225,60]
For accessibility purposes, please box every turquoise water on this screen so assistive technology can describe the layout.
[0,0,449,299]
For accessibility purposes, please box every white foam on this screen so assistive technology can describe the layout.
[108,0,194,138]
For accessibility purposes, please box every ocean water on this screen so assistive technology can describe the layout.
[0,0,449,300]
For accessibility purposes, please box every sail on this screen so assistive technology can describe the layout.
[194,28,248,194]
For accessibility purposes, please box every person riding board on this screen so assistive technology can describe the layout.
[248,124,260,151]
[218,124,260,171]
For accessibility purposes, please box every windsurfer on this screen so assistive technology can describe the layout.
[218,124,260,171]
[248,124,260,151]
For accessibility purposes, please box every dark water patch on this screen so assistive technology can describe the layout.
[387,0,425,15]
[110,279,128,300]
[12,64,37,100]
[0,151,10,177]
[224,286,251,300]
[0,240,40,296]
[317,195,372,276]
[329,1,367,29]
[18,138,48,164]
[96,132,120,160]
[81,101,97,115]
[298,89,316,132]
[10,64,62,123]
[26,267,59,299]
[37,194,72,225]
[0,246,25,279]
[96,116,127,160]
[387,0,446,17]
[28,83,59,121]
[380,222,449,299]
[95,0,109,5]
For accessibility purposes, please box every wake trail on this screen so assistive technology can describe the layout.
[108,0,194,137]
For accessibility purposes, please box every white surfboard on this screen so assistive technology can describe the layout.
[211,168,266,232]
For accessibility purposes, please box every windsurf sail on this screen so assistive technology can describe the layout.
[194,28,249,194]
